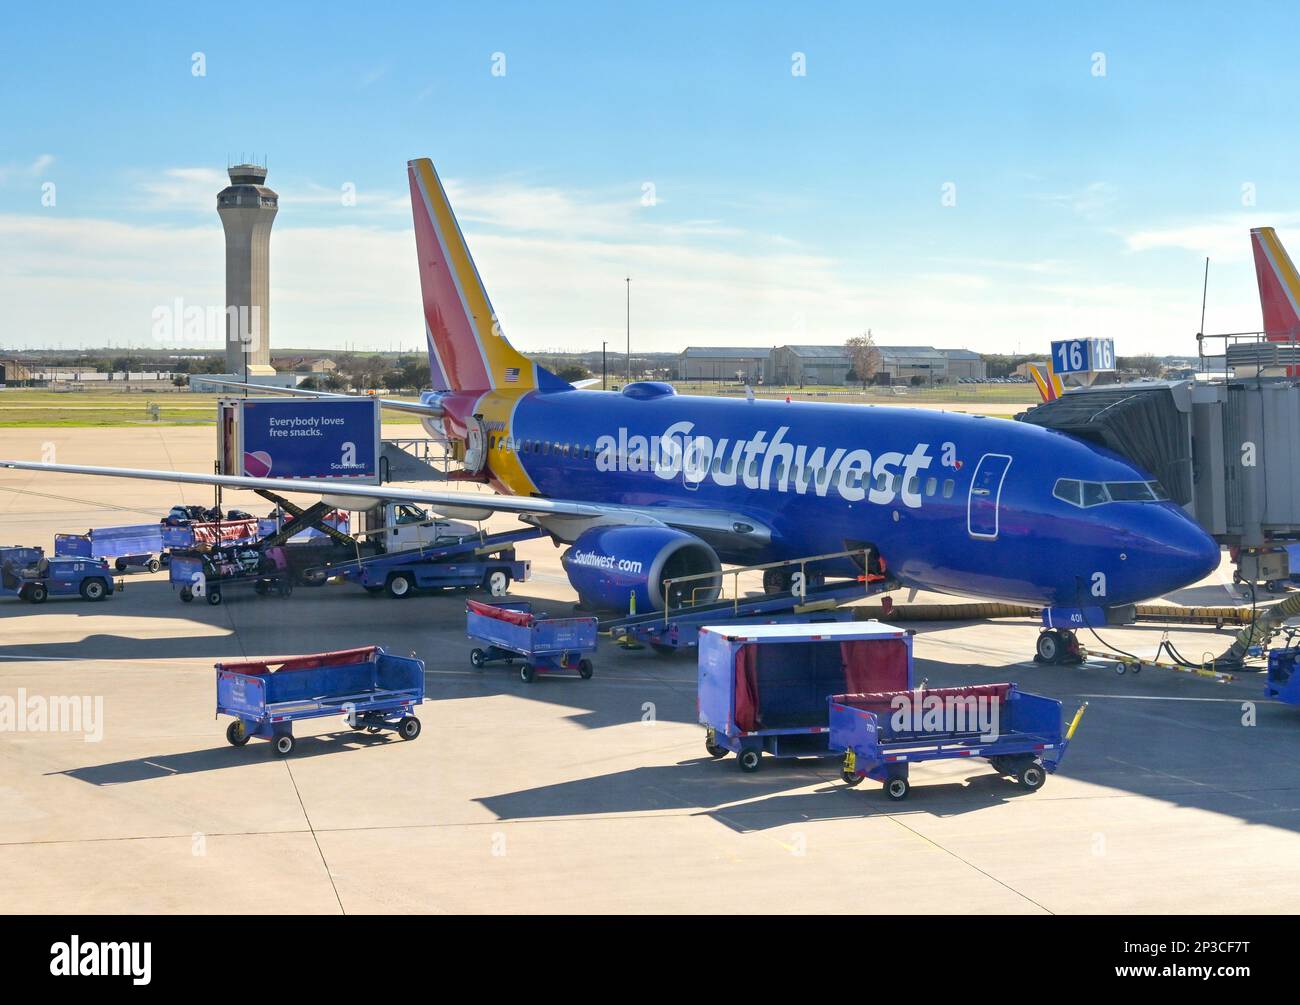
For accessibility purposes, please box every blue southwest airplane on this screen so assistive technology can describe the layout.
[0,157,1221,637]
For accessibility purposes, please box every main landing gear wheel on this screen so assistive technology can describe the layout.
[1018,762,1046,791]
[226,721,250,746]
[885,777,910,801]
[738,749,761,772]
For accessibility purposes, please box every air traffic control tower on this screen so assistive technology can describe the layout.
[217,163,278,378]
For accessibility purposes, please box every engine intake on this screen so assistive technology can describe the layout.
[562,526,722,613]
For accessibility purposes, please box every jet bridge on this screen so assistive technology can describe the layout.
[1020,374,1300,585]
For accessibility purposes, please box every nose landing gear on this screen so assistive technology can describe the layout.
[1034,628,1082,665]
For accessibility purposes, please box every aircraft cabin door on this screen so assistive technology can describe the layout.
[463,415,487,474]
[967,453,1012,540]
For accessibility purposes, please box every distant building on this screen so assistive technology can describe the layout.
[271,356,338,375]
[0,359,34,385]
[936,348,985,380]
[678,346,770,382]
[767,345,852,385]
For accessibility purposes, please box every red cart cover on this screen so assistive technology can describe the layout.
[832,683,1013,720]
[466,598,534,627]
[732,637,911,733]
[216,646,380,676]
[189,518,262,547]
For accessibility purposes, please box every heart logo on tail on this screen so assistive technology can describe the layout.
[244,451,273,478]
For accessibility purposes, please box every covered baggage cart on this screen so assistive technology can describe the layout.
[698,621,912,771]
[216,645,425,755]
[828,684,1087,799]
[55,523,164,572]
[466,599,597,682]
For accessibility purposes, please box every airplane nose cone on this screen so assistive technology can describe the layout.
[1144,511,1221,595]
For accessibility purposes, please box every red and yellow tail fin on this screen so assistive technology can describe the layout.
[1250,227,1300,341]
[1029,363,1064,402]
[407,158,568,393]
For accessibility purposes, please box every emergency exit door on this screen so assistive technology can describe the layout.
[967,453,1012,540]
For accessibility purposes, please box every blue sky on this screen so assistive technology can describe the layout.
[2,1,1298,356]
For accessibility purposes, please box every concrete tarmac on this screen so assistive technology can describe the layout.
[1,426,1297,913]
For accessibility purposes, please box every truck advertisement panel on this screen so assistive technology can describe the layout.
[236,397,380,484]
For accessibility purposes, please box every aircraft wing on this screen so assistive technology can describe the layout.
[193,378,442,417]
[0,460,771,548]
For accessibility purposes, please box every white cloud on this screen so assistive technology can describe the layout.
[0,153,56,185]
[3,174,1278,356]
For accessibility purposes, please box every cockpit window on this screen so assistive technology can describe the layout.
[1052,479,1082,506]
[1054,478,1170,508]
[1106,481,1155,502]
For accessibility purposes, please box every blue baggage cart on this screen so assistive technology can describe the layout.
[1265,646,1300,704]
[216,645,425,755]
[169,546,291,605]
[828,683,1088,800]
[0,545,119,603]
[466,599,597,682]
[55,523,164,572]
[698,621,913,771]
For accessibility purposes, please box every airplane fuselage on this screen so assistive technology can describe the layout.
[431,385,1221,608]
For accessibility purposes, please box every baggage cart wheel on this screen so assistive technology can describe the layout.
[738,749,761,773]
[520,664,537,683]
[279,581,293,598]
[253,582,268,596]
[705,737,728,759]
[348,718,367,731]
[274,734,295,756]
[470,648,486,668]
[146,558,161,574]
[114,558,128,572]
[364,585,384,595]
[1035,630,1062,664]
[179,586,193,603]
[27,583,48,604]
[885,777,910,801]
[1018,762,1047,791]
[386,573,413,599]
[207,588,222,606]
[398,716,422,740]
[578,658,594,679]
[226,721,250,746]
[80,578,107,601]
[840,770,864,786]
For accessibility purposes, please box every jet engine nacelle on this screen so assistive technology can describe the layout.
[562,526,722,613]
